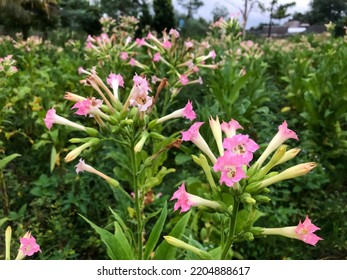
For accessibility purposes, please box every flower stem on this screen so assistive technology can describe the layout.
[221,197,240,260]
[130,145,143,260]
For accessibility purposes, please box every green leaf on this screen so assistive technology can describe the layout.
[0,218,10,228]
[144,201,167,260]
[0,154,21,169]
[79,214,135,260]
[154,211,191,260]
[50,146,57,173]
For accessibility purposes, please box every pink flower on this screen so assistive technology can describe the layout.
[169,28,180,38]
[221,119,243,138]
[255,120,299,168]
[181,122,204,141]
[213,152,247,187]
[170,182,195,213]
[170,182,222,213]
[151,75,160,84]
[162,40,172,49]
[120,52,129,61]
[184,41,194,49]
[107,73,124,88]
[262,215,322,246]
[71,98,103,117]
[135,37,146,46]
[130,58,137,66]
[43,108,87,131]
[183,100,196,121]
[19,232,41,257]
[179,74,189,85]
[156,100,196,124]
[153,52,161,62]
[181,122,217,163]
[75,158,89,173]
[295,216,323,246]
[209,50,217,60]
[223,134,259,165]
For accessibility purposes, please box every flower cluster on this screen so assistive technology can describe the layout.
[0,55,18,76]
[170,117,322,247]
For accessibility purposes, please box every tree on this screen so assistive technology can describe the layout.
[0,0,58,38]
[308,0,347,24]
[100,0,141,18]
[211,2,229,22]
[152,0,176,34]
[272,2,296,25]
[259,0,295,37]
[177,0,204,19]
[225,0,260,39]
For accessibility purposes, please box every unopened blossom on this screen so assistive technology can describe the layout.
[275,148,301,166]
[182,122,217,164]
[209,116,224,156]
[170,182,222,213]
[261,216,322,246]
[223,134,259,165]
[153,52,161,62]
[15,231,41,260]
[221,119,243,138]
[44,108,86,131]
[65,138,100,162]
[156,100,196,124]
[213,152,246,187]
[75,158,119,187]
[254,162,317,191]
[179,74,189,85]
[255,121,298,168]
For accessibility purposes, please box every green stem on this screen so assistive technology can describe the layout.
[221,198,240,260]
[0,171,9,217]
[130,146,143,260]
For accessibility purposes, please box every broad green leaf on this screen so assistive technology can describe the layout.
[144,201,167,260]
[0,154,21,170]
[154,211,191,260]
[79,214,134,260]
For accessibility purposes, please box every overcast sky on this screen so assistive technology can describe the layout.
[172,0,312,28]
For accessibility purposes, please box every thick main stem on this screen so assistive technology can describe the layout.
[221,198,240,260]
[130,146,143,260]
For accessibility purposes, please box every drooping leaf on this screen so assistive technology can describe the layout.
[79,214,135,260]
[154,211,191,260]
[0,154,21,169]
[144,201,167,260]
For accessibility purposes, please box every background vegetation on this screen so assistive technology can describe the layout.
[0,0,346,260]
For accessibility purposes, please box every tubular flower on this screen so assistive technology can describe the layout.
[181,122,217,164]
[221,119,243,138]
[170,182,222,213]
[44,108,87,131]
[15,231,41,260]
[106,72,124,100]
[71,98,102,117]
[153,52,161,62]
[261,216,322,246]
[75,159,119,187]
[223,134,259,165]
[179,74,189,85]
[209,116,224,156]
[156,100,196,124]
[213,152,247,188]
[255,121,298,168]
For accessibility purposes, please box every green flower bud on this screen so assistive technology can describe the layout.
[244,232,254,241]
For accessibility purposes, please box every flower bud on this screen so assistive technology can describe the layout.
[244,232,254,241]
[254,195,271,203]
